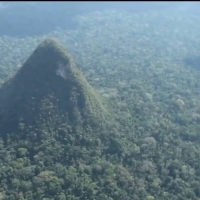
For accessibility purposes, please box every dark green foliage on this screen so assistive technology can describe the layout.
[0,38,111,142]
[1,8,200,200]
[0,39,122,199]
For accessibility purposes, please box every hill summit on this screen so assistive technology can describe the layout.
[0,38,111,144]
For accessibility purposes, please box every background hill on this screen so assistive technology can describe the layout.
[0,2,199,37]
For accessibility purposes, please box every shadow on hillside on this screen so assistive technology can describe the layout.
[184,55,200,71]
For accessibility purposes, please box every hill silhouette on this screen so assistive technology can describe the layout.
[0,38,111,142]
[0,38,115,154]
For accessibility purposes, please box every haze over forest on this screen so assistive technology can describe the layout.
[0,2,200,200]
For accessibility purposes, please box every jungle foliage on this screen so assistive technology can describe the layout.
[0,8,200,200]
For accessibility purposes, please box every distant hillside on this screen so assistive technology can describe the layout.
[0,2,198,37]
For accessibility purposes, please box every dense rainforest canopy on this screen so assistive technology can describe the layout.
[0,5,200,200]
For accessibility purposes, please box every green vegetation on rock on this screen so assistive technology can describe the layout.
[0,38,111,138]
[0,8,200,200]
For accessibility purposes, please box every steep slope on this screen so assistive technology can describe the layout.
[0,38,111,144]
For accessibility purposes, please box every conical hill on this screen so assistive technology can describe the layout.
[0,38,112,144]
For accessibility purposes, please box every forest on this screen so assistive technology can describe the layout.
[0,4,200,200]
